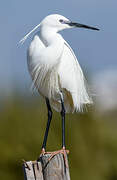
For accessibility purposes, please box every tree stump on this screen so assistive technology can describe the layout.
[23,153,70,180]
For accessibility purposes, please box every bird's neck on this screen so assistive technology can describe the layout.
[40,26,58,46]
[39,26,64,66]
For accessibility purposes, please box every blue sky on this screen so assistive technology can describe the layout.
[0,0,117,95]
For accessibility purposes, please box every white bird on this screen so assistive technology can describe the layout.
[20,14,99,164]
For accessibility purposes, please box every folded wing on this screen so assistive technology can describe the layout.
[58,41,92,112]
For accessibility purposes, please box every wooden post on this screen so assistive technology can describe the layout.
[23,154,70,180]
[23,161,44,180]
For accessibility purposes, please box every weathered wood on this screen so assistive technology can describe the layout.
[23,161,43,180]
[40,153,70,180]
[23,153,70,180]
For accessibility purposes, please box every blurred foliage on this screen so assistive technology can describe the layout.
[0,95,117,180]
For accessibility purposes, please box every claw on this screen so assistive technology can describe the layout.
[39,148,69,168]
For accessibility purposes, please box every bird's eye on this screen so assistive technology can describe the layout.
[59,19,64,23]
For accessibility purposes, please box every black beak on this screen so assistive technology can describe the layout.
[67,21,100,31]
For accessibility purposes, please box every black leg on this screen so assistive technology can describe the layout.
[41,98,52,150]
[60,94,66,148]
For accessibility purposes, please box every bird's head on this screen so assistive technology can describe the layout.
[40,14,71,32]
[19,14,99,44]
[40,14,100,32]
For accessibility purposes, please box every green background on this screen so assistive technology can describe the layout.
[1,95,117,180]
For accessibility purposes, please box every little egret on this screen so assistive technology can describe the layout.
[20,14,99,163]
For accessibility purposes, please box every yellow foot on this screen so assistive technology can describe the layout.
[40,147,69,168]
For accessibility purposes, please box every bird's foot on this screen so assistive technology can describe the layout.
[40,148,46,155]
[40,147,69,168]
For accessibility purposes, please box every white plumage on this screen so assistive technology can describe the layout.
[20,14,96,113]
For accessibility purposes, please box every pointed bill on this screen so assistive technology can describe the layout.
[69,22,100,31]
[64,20,100,31]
